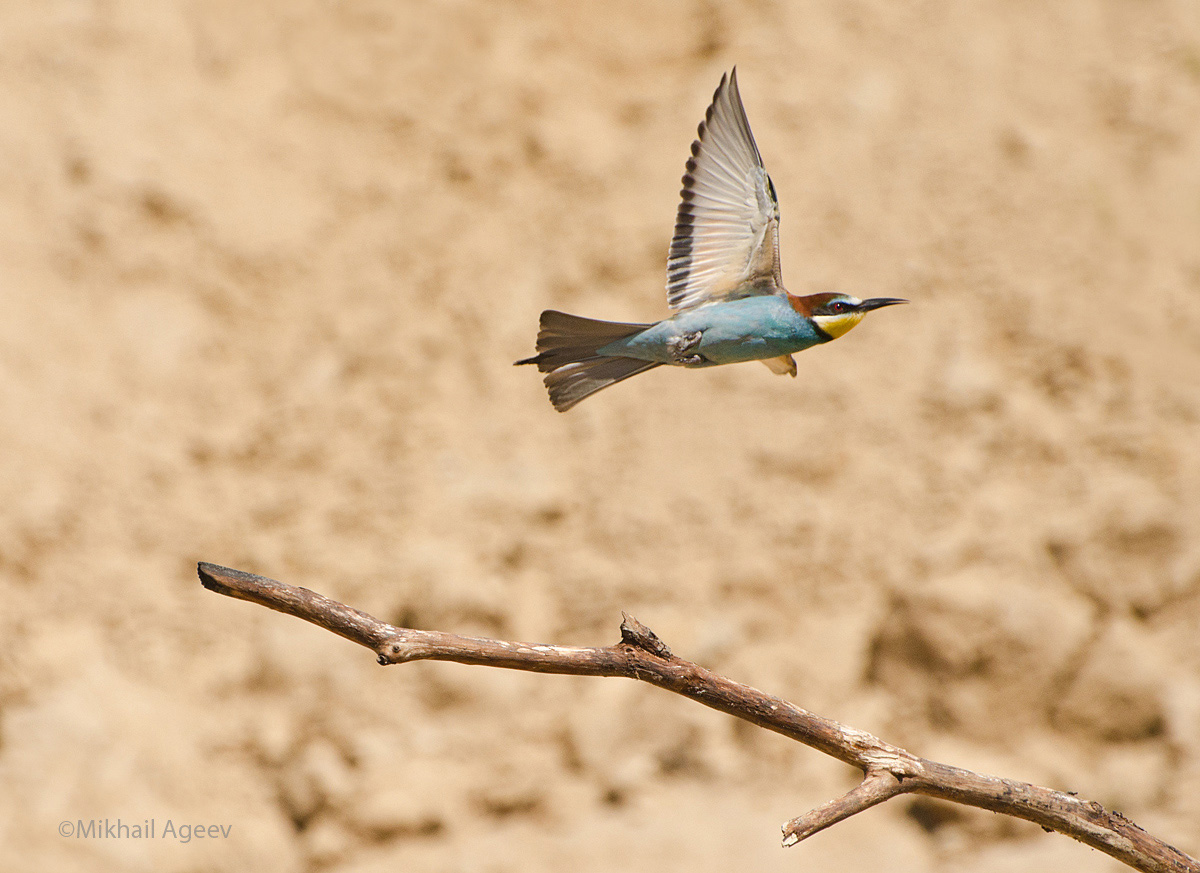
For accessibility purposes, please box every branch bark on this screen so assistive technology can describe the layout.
[198,562,1198,873]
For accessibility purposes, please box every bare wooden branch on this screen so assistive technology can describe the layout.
[198,562,1199,873]
[782,769,903,844]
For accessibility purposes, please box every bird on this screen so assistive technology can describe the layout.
[516,69,906,412]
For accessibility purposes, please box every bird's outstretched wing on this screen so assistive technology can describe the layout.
[666,69,783,312]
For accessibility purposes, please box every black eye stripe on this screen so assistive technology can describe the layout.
[830,300,860,314]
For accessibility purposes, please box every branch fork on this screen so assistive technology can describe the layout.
[198,562,1197,873]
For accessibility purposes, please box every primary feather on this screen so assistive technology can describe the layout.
[666,68,784,312]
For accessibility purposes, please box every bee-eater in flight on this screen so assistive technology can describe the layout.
[517,69,906,412]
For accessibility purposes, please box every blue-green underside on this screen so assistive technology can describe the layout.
[598,295,829,367]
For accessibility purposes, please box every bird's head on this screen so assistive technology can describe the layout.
[793,292,908,340]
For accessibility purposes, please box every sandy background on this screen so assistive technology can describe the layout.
[2,1,1199,871]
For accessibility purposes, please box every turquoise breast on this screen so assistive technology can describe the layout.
[599,295,828,366]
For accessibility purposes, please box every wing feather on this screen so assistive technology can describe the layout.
[666,69,784,311]
[761,354,797,376]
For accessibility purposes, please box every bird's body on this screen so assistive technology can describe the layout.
[518,69,905,412]
[599,295,830,367]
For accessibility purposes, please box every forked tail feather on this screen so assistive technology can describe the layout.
[516,310,660,412]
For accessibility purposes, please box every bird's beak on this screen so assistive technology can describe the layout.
[857,297,908,312]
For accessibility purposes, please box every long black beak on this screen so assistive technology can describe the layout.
[857,297,908,312]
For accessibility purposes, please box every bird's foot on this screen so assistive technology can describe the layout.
[668,331,707,366]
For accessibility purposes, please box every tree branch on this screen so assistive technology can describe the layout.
[198,562,1198,873]
[782,769,903,844]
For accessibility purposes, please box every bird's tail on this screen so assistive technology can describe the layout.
[516,310,661,412]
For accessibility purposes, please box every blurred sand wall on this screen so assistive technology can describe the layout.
[1,2,1199,871]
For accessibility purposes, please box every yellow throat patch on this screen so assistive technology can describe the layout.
[812,311,865,339]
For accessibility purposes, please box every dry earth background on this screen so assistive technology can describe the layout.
[2,2,1199,871]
